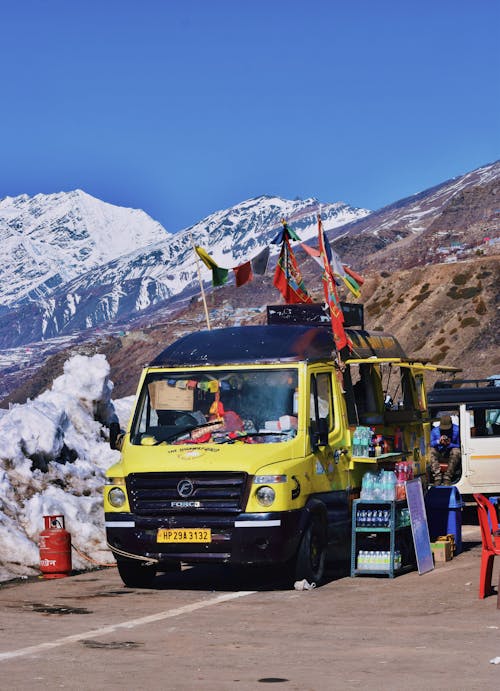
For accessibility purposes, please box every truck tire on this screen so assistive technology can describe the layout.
[117,559,157,588]
[293,516,326,585]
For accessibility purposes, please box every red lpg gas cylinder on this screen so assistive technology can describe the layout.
[39,515,72,579]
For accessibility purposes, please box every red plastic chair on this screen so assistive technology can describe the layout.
[473,494,500,605]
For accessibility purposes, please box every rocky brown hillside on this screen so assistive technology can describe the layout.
[3,251,497,406]
[331,162,499,271]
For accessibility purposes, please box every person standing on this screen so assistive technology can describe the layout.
[430,414,461,485]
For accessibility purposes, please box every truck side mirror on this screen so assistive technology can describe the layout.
[309,418,329,451]
[109,421,122,450]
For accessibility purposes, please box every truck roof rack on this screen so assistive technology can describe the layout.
[267,302,364,329]
[428,378,500,409]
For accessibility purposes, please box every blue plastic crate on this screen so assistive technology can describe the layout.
[425,486,464,554]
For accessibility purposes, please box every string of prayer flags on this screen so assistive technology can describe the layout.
[196,244,270,289]
[324,238,362,298]
[301,241,364,299]
[232,246,271,286]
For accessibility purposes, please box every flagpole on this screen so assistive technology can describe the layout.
[190,234,211,330]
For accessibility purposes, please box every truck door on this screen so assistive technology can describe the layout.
[462,404,500,491]
[309,370,349,490]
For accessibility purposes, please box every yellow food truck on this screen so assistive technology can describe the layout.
[104,305,440,587]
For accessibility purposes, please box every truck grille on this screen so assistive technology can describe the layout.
[126,472,249,516]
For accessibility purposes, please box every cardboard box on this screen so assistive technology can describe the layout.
[148,381,194,411]
[436,534,456,554]
[431,540,453,562]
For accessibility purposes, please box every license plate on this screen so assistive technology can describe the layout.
[157,528,212,543]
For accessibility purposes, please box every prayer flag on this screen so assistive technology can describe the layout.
[212,267,229,287]
[300,243,321,258]
[194,246,228,287]
[300,242,324,269]
[317,215,351,352]
[195,245,218,270]
[251,246,270,275]
[343,265,365,286]
[271,219,301,245]
[273,235,312,304]
[233,261,253,287]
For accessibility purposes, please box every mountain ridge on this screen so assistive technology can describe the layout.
[0,160,498,404]
[0,193,369,347]
[0,189,170,308]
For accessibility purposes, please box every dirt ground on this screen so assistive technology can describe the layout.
[0,506,499,690]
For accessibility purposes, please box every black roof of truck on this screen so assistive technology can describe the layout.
[150,325,406,367]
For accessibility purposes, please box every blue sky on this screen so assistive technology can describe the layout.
[1,0,498,232]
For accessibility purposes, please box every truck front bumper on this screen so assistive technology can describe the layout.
[105,510,305,566]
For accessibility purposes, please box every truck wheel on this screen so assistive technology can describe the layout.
[117,559,157,588]
[294,517,326,585]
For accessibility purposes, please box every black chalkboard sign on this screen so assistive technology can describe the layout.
[406,478,434,575]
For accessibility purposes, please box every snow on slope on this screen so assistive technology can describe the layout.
[0,189,170,308]
[0,194,370,347]
[0,353,121,581]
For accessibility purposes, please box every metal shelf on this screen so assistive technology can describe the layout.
[350,499,416,578]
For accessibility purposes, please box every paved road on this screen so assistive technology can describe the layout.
[0,523,499,690]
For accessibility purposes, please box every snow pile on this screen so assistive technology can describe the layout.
[0,354,126,582]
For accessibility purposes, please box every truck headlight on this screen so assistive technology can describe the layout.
[256,486,275,507]
[108,487,126,508]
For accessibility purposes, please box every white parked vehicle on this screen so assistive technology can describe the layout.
[427,377,500,496]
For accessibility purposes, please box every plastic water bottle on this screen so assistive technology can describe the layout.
[361,473,374,500]
[383,471,397,500]
[358,550,366,570]
[360,427,369,456]
[372,472,382,500]
[394,550,402,570]
[352,428,360,456]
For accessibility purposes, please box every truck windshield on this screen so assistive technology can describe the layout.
[130,368,299,445]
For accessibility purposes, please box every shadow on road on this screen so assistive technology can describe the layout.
[147,559,351,593]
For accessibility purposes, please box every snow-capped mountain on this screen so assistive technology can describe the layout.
[0,189,170,308]
[0,194,369,347]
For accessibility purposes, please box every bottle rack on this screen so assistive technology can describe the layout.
[350,499,416,578]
